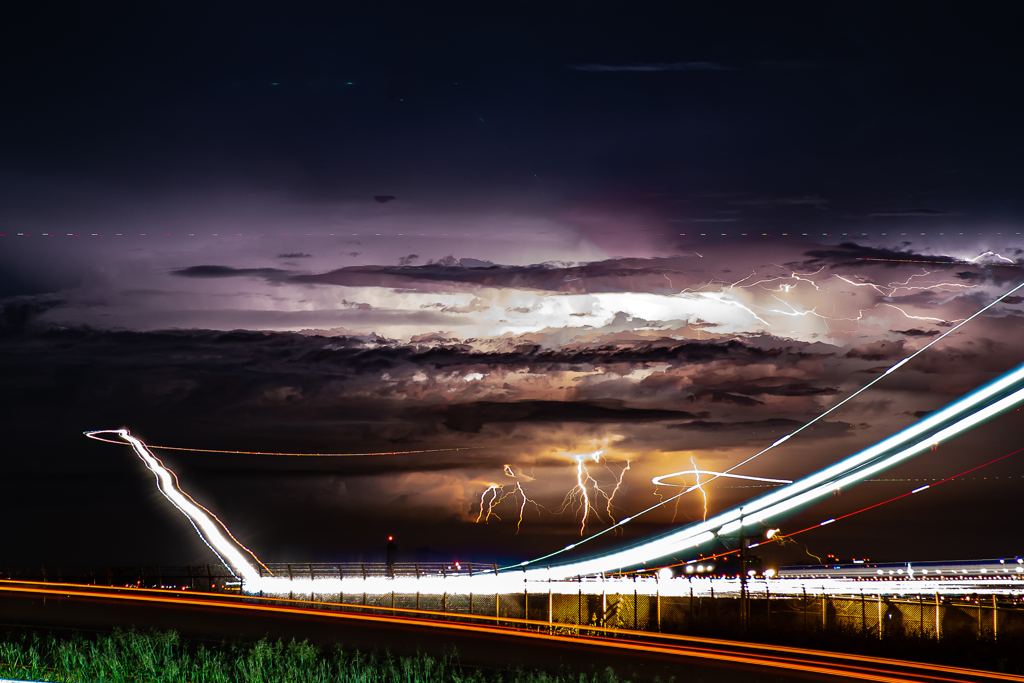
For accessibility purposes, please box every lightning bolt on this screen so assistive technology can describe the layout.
[475,465,543,534]
[568,451,602,535]
[605,459,630,524]
[690,457,708,522]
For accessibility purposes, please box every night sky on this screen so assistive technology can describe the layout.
[2,3,1023,572]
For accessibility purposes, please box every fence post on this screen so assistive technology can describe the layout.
[878,595,883,640]
[861,592,866,635]
[656,574,661,633]
[919,595,924,638]
[690,586,694,620]
[548,567,553,631]
[766,586,770,629]
[993,595,998,642]
[803,587,807,630]
[578,575,582,628]
[821,592,826,631]
[977,595,982,638]
[340,567,344,605]
[935,593,940,640]
[711,584,716,622]
[633,574,638,631]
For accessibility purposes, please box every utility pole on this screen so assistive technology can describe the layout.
[386,535,396,578]
[739,508,748,633]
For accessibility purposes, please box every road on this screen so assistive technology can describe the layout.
[2,581,1022,683]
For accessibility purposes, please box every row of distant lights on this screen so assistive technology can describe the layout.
[876,561,1024,577]
[677,564,778,579]
[5,231,1020,238]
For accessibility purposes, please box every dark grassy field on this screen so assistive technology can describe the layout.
[0,626,633,683]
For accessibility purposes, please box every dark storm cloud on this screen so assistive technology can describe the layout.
[170,265,293,280]
[569,62,736,72]
[703,381,841,398]
[289,256,713,292]
[403,400,704,433]
[1003,296,1024,305]
[895,328,941,338]
[797,242,960,269]
[277,253,312,259]
[0,324,829,448]
[845,340,905,361]
[694,390,763,407]
[399,338,817,371]
[0,298,64,335]
[669,418,855,439]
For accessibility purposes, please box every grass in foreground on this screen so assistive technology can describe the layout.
[0,627,635,683]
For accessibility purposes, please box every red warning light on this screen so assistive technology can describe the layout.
[388,535,393,541]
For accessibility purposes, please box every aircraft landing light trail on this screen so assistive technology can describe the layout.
[1,583,1022,683]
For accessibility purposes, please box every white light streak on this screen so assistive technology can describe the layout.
[85,429,266,585]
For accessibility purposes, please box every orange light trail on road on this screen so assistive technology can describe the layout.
[1,582,1021,683]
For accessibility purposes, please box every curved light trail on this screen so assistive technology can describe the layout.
[84,432,474,456]
[651,470,793,487]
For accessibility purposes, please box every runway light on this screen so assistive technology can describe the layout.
[685,565,695,574]
[764,568,776,578]
[658,567,674,581]
[696,565,705,573]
